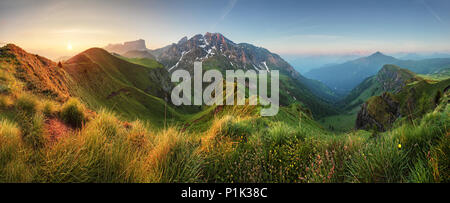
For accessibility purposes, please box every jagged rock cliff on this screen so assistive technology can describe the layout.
[104,39,147,54]
[356,92,400,131]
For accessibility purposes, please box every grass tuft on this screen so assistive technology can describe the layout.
[15,94,38,115]
[60,98,85,128]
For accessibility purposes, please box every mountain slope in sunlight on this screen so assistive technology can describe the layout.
[63,47,180,124]
[0,44,70,100]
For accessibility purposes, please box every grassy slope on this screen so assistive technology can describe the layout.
[202,56,338,118]
[394,78,450,121]
[63,48,181,126]
[419,68,450,81]
[303,77,340,102]
[117,56,164,69]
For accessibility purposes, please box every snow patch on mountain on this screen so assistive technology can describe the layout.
[262,61,270,72]
[169,50,189,72]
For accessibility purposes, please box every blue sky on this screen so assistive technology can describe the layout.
[1,0,449,58]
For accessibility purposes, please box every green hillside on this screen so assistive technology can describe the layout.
[321,64,445,132]
[63,48,181,125]
[117,55,164,69]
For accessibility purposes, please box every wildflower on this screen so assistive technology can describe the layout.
[398,144,402,149]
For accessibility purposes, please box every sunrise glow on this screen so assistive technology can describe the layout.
[67,42,73,51]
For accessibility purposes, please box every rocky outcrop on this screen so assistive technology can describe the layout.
[376,64,417,93]
[104,39,147,54]
[356,92,400,131]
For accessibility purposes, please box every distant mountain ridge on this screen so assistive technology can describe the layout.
[305,52,450,95]
[104,39,148,54]
[305,52,398,94]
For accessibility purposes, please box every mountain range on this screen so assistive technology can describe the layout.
[305,52,450,95]
[106,33,338,117]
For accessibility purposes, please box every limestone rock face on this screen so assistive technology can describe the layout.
[105,39,147,54]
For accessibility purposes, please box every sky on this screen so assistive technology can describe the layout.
[1,0,450,59]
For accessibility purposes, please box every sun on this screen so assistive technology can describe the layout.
[66,42,73,51]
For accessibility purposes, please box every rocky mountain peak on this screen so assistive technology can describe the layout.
[178,36,188,44]
[367,51,391,59]
[372,51,383,56]
[104,39,147,54]
[376,64,418,93]
[147,33,302,83]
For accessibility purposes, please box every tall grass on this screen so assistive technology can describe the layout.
[143,128,202,182]
[0,94,448,183]
[35,109,203,183]
[15,94,39,115]
[60,98,85,128]
[345,137,410,182]
[20,113,45,149]
[0,119,34,182]
[42,100,59,117]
